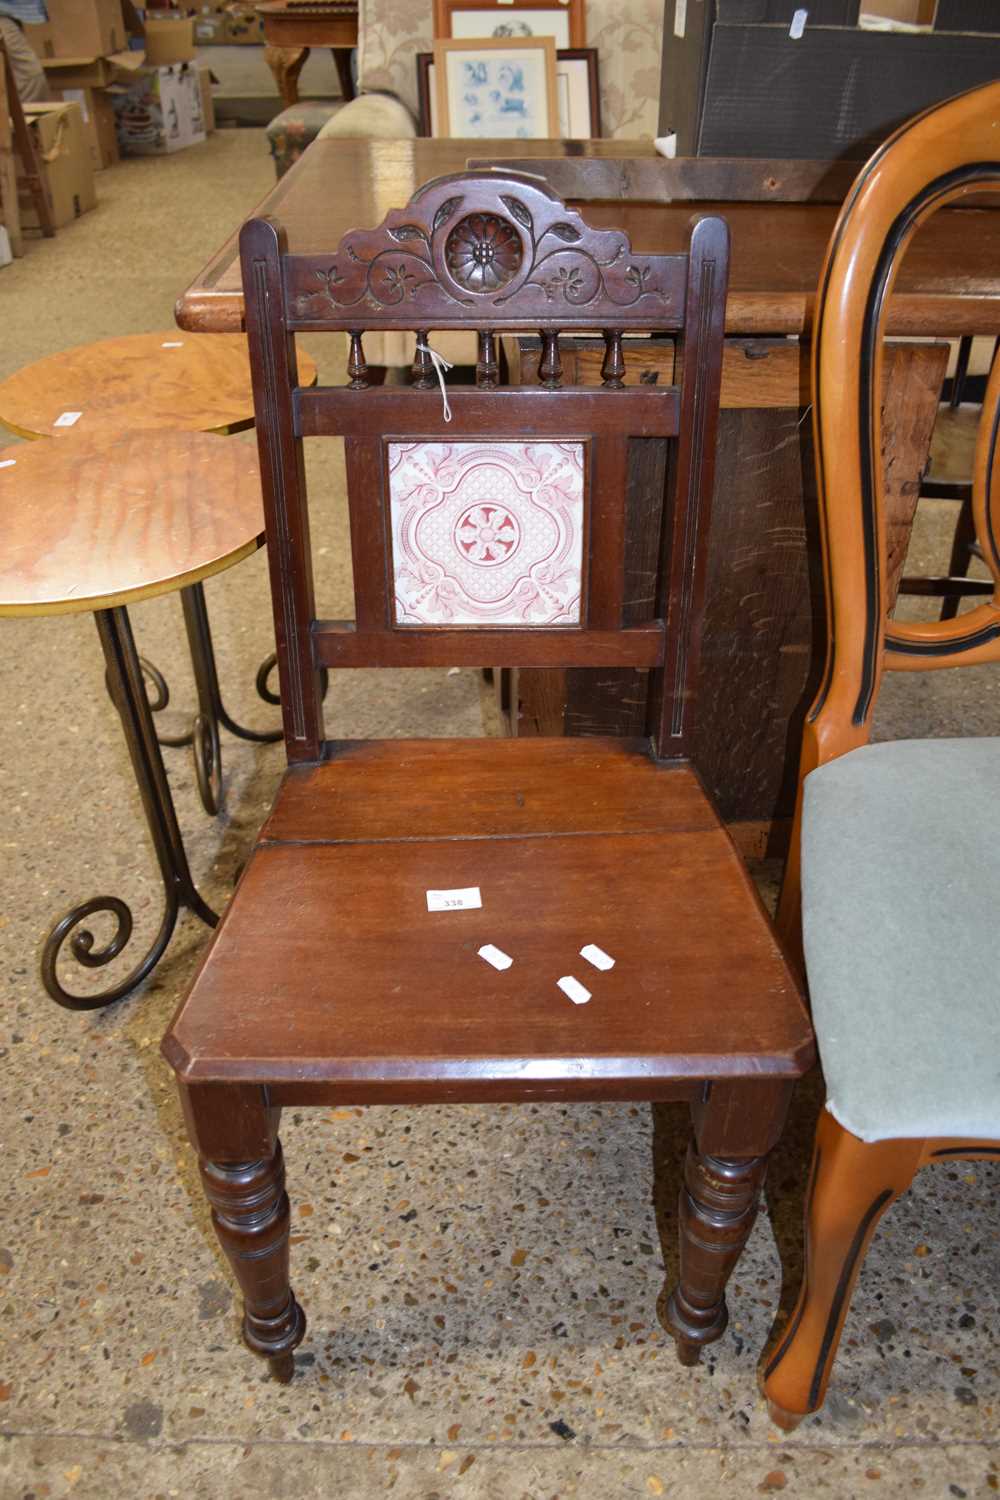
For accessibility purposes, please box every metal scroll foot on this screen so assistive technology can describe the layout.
[179,583,282,816]
[40,606,217,1012]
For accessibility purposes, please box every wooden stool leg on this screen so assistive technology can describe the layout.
[332,46,356,102]
[199,1142,306,1382]
[664,1145,769,1365]
[264,44,309,108]
[763,1111,921,1429]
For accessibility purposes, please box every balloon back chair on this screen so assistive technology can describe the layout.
[763,82,1000,1429]
[162,172,814,1381]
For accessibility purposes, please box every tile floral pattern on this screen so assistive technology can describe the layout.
[388,440,585,625]
[358,0,663,140]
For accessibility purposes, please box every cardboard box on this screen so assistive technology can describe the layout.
[193,9,228,45]
[144,14,196,66]
[41,51,145,91]
[57,86,120,171]
[112,63,206,154]
[860,0,936,22]
[18,102,97,228]
[197,63,217,133]
[225,6,266,43]
[25,0,127,62]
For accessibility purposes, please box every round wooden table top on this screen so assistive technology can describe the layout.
[0,331,317,441]
[0,431,265,617]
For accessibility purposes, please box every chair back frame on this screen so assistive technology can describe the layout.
[779,80,1000,934]
[240,171,729,766]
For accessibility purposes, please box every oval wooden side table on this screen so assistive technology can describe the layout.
[0,332,318,815]
[0,430,266,1011]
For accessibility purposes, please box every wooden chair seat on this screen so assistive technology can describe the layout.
[165,737,810,1095]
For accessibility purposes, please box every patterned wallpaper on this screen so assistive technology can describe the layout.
[357,0,663,139]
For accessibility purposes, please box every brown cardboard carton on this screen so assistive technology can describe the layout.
[225,6,266,43]
[57,86,120,171]
[860,0,937,20]
[41,51,145,91]
[197,63,217,133]
[18,102,97,229]
[194,8,228,45]
[144,14,196,66]
[25,0,127,62]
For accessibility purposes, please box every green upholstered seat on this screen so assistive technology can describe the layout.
[802,737,1000,1143]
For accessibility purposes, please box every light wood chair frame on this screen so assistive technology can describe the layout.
[765,81,1000,1430]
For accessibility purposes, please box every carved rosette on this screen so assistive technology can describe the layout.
[445,213,523,292]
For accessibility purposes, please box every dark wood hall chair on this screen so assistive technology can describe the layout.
[763,82,1000,1430]
[162,172,814,1382]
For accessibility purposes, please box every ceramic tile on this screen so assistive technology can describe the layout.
[389,442,585,625]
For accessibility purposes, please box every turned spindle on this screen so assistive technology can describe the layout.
[538,329,562,388]
[601,329,626,388]
[347,330,369,389]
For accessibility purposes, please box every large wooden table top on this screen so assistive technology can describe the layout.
[175,138,1000,338]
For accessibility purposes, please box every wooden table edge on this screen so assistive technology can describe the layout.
[0,534,264,619]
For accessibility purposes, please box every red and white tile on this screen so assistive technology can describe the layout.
[388,441,585,626]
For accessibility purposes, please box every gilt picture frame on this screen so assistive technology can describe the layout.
[433,36,559,140]
[433,0,586,49]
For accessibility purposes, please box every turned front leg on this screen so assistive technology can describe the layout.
[200,1142,306,1382]
[665,1146,769,1365]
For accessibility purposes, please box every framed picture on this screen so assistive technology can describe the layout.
[418,47,600,138]
[433,36,559,139]
[433,0,585,49]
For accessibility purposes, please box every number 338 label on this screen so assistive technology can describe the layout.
[426,886,482,912]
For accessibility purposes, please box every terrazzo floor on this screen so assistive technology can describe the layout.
[0,130,997,1500]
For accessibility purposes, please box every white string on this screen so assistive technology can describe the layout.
[416,336,453,423]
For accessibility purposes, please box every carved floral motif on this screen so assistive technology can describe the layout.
[291,185,674,321]
[445,213,523,292]
[389,441,584,626]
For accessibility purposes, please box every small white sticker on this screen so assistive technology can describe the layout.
[674,0,687,38]
[580,943,615,972]
[426,886,482,912]
[54,411,82,427]
[161,340,184,348]
[478,944,512,971]
[0,458,16,469]
[558,975,591,1005]
[789,8,807,38]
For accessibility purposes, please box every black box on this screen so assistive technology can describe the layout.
[659,0,1000,158]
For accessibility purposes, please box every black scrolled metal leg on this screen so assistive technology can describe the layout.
[41,606,218,1012]
[180,583,282,816]
[256,649,329,713]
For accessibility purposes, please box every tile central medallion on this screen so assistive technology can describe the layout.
[388,441,585,625]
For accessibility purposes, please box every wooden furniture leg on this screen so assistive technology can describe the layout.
[665,1145,769,1363]
[1,41,54,244]
[663,1079,793,1364]
[331,46,356,102]
[182,1083,306,1382]
[264,44,309,108]
[0,40,20,256]
[763,1110,923,1429]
